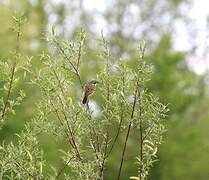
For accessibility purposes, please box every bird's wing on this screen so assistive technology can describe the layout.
[84,85,95,96]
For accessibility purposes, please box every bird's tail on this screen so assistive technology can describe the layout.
[82,95,88,104]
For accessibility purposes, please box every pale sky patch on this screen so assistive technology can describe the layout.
[185,0,209,74]
[50,0,209,74]
[83,0,107,12]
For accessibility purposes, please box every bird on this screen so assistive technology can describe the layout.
[82,80,99,104]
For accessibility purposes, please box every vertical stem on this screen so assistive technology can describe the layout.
[117,82,139,180]
[139,91,143,180]
[107,109,123,155]
[99,33,111,179]
[99,129,109,180]
[89,129,101,166]
[108,68,125,155]
[76,41,82,70]
[42,89,78,159]
[117,122,132,180]
[50,40,85,160]
[1,20,21,119]
[56,158,72,179]
[54,39,84,89]
[1,63,16,119]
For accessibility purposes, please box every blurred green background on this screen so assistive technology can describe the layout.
[0,0,209,179]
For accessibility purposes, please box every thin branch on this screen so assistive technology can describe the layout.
[82,90,101,170]
[41,90,81,180]
[86,109,102,169]
[52,98,81,160]
[42,89,75,149]
[76,41,82,70]
[86,108,101,154]
[99,129,109,180]
[1,24,21,119]
[138,42,146,180]
[15,161,35,178]
[57,94,82,161]
[56,157,73,179]
[71,112,80,135]
[41,87,81,161]
[142,123,155,142]
[98,34,111,180]
[117,81,140,180]
[116,41,146,178]
[89,129,102,168]
[1,63,16,119]
[51,68,66,98]
[53,39,84,89]
[53,34,86,155]
[139,91,143,180]
[108,70,125,156]
[50,68,82,160]
[88,114,101,155]
[95,128,100,153]
[52,37,87,161]
[108,109,123,156]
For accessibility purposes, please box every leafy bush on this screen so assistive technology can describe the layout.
[0,15,168,180]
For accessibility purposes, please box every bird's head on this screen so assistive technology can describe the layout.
[89,80,100,85]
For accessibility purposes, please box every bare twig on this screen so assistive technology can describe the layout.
[53,39,84,89]
[1,25,21,119]
[50,66,82,161]
[42,88,75,150]
[108,70,125,156]
[58,94,82,161]
[56,157,73,179]
[41,85,81,161]
[89,129,102,168]
[98,33,112,180]
[117,42,146,179]
[86,108,102,169]
[139,91,143,180]
[95,128,100,153]
[99,129,109,180]
[51,68,66,97]
[1,63,16,119]
[117,81,140,180]
[15,161,35,178]
[76,41,82,70]
[108,108,123,156]
[142,123,155,142]
[51,36,86,162]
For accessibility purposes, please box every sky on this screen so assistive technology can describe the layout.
[171,0,209,74]
[182,0,209,74]
[52,0,209,74]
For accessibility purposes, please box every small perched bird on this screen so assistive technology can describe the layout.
[82,80,99,104]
